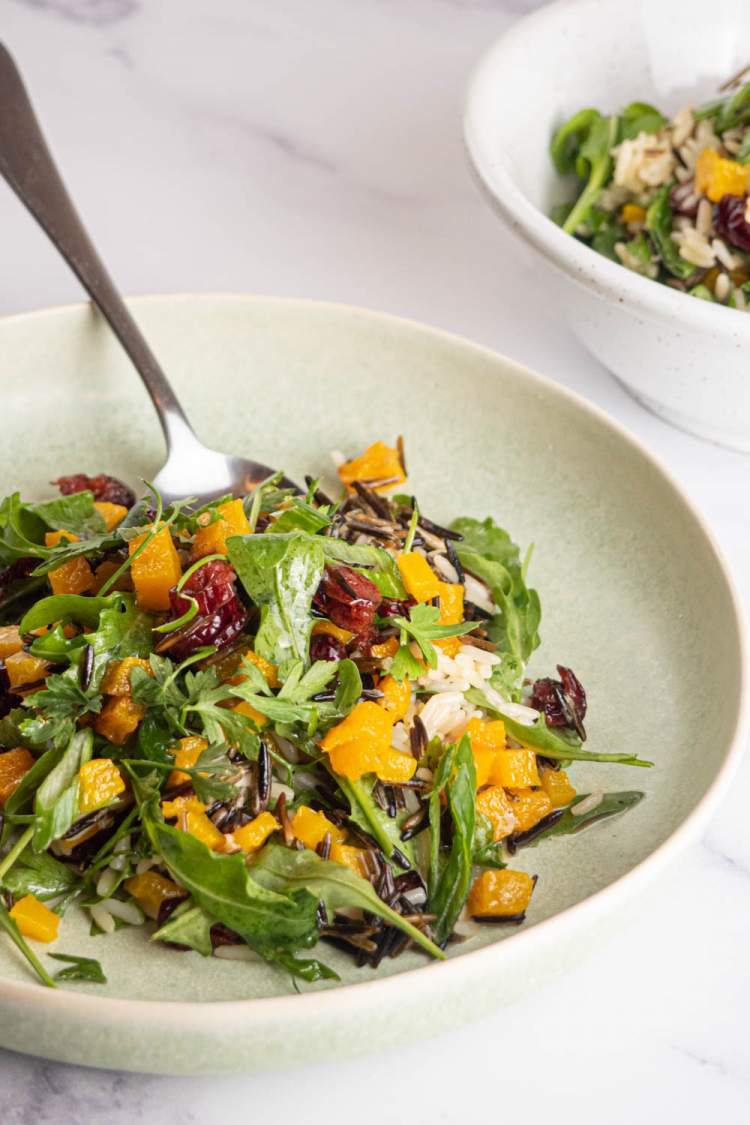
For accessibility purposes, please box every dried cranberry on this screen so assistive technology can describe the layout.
[169,559,238,618]
[531,664,587,740]
[379,597,413,619]
[309,633,347,662]
[53,473,136,509]
[313,565,382,640]
[210,922,243,949]
[167,596,248,661]
[715,193,750,252]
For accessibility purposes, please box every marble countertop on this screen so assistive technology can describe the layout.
[1,0,749,1120]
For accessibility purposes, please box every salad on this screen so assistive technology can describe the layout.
[0,443,648,989]
[551,76,750,308]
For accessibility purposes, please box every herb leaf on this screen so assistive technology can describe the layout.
[428,735,476,945]
[48,952,107,983]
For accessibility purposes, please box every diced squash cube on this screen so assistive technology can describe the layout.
[475,785,517,841]
[466,717,506,788]
[5,651,49,690]
[231,699,268,731]
[232,811,279,853]
[539,766,577,808]
[101,656,153,696]
[329,842,370,877]
[337,440,406,494]
[369,635,399,660]
[397,552,440,603]
[508,788,553,833]
[95,695,145,746]
[184,808,226,851]
[191,498,252,560]
[436,581,465,657]
[621,203,646,224]
[161,793,207,820]
[129,525,182,612]
[10,894,60,942]
[376,747,418,784]
[94,501,128,530]
[44,530,94,596]
[695,147,749,202]
[378,675,411,722]
[0,748,34,805]
[0,626,22,660]
[322,700,392,754]
[468,869,535,919]
[167,735,208,788]
[321,700,413,781]
[91,559,131,594]
[490,749,540,790]
[292,805,345,850]
[123,871,183,920]
[311,619,353,645]
[78,758,126,815]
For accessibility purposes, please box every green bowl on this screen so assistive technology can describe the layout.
[0,295,744,1073]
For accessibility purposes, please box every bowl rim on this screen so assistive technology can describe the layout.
[463,0,750,338]
[0,291,746,1033]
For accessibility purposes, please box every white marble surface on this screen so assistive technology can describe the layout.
[1,0,749,1120]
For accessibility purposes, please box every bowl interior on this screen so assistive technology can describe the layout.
[0,295,742,1005]
[468,0,750,215]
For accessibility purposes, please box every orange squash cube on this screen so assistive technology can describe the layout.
[337,440,406,494]
[129,525,182,612]
[123,871,183,920]
[167,735,208,787]
[10,894,60,942]
[311,619,353,645]
[436,581,465,657]
[232,811,279,853]
[695,148,749,202]
[396,553,440,603]
[191,498,252,560]
[291,805,345,850]
[621,202,646,224]
[329,842,370,877]
[466,717,506,787]
[5,651,49,690]
[321,700,411,781]
[490,749,540,790]
[44,530,94,596]
[161,793,207,819]
[95,695,145,746]
[468,869,535,919]
[539,766,577,808]
[184,808,226,851]
[101,656,153,696]
[375,747,417,784]
[475,785,517,841]
[508,788,553,833]
[0,626,23,660]
[0,748,34,805]
[78,758,126,815]
[94,501,128,530]
[369,635,399,660]
[44,529,76,548]
[91,559,131,594]
[378,675,411,721]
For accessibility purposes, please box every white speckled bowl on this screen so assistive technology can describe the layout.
[0,295,745,1073]
[464,0,750,452]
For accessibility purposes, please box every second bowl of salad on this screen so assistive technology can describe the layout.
[464,0,750,452]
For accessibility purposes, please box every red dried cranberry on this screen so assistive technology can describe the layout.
[309,633,347,662]
[53,473,136,509]
[167,596,248,661]
[169,559,238,618]
[210,922,243,949]
[379,597,413,619]
[715,194,750,252]
[531,664,587,739]
[313,565,382,640]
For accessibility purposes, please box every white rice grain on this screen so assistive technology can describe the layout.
[670,226,716,268]
[712,238,740,271]
[89,904,116,935]
[431,553,459,584]
[418,692,467,740]
[695,198,713,236]
[95,866,119,899]
[462,574,496,615]
[571,790,604,818]
[715,272,731,302]
[135,857,158,876]
[101,898,144,926]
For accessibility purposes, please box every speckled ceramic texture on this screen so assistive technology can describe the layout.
[464,0,750,453]
[0,295,744,1072]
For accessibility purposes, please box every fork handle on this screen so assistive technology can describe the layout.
[0,41,193,451]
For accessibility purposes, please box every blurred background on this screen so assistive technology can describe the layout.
[1,1,749,1122]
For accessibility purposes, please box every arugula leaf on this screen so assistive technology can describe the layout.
[320,539,407,599]
[560,113,619,234]
[619,101,667,140]
[334,659,362,714]
[472,813,507,870]
[452,516,541,674]
[21,592,121,634]
[2,850,80,902]
[646,184,694,280]
[89,594,153,662]
[0,901,56,987]
[31,492,106,539]
[227,533,324,668]
[270,499,331,536]
[250,844,443,960]
[550,107,601,175]
[511,790,645,847]
[152,902,214,955]
[33,730,94,852]
[334,774,414,865]
[427,736,476,945]
[48,952,107,983]
[0,493,50,564]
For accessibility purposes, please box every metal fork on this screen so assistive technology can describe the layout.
[0,42,297,504]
